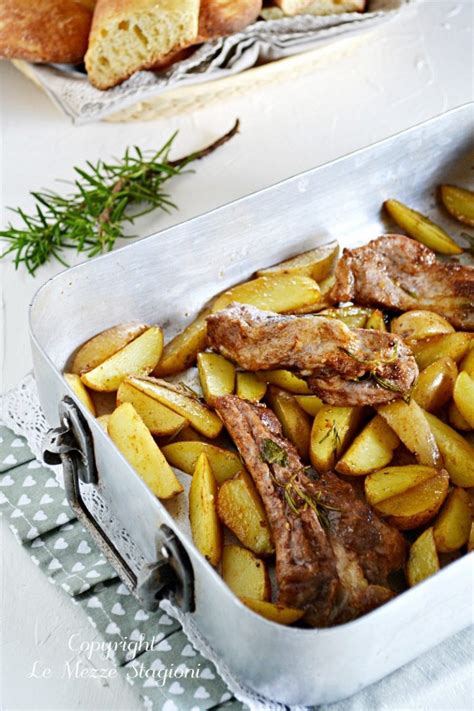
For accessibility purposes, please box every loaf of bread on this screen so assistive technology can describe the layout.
[85,0,201,89]
[0,0,95,64]
[198,0,262,41]
[274,0,366,15]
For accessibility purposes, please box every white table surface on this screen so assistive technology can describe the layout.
[1,1,473,708]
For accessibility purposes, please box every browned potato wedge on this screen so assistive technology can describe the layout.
[161,441,242,484]
[317,306,371,329]
[236,372,267,401]
[453,371,474,429]
[440,185,474,227]
[117,380,186,436]
[336,415,399,476]
[468,523,474,553]
[108,403,183,499]
[365,465,449,530]
[412,357,458,412]
[377,399,442,468]
[222,545,270,601]
[197,352,235,406]
[290,274,336,315]
[384,199,463,254]
[256,370,310,395]
[96,414,110,431]
[460,345,474,377]
[407,528,440,587]
[64,373,96,415]
[240,597,304,625]
[424,411,474,487]
[189,453,222,566]
[310,406,364,473]
[81,327,163,392]
[266,386,312,460]
[410,333,472,370]
[365,310,386,331]
[217,470,274,555]
[256,242,339,282]
[127,377,222,438]
[212,274,321,314]
[70,322,148,375]
[448,401,472,432]
[433,487,472,552]
[294,395,324,417]
[153,308,211,377]
[391,311,454,341]
[171,425,212,444]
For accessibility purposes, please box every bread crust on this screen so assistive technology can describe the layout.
[0,0,94,64]
[198,0,262,41]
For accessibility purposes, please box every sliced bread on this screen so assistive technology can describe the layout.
[274,0,366,16]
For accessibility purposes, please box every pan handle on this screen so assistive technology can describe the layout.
[42,396,194,613]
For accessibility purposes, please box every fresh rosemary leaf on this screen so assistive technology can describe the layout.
[260,438,289,466]
[0,120,239,275]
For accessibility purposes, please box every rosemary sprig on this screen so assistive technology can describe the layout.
[318,422,342,455]
[0,120,240,275]
[339,342,407,396]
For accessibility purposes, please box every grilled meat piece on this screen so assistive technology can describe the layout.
[207,304,418,406]
[216,395,406,626]
[330,234,474,330]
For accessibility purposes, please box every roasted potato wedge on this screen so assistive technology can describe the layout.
[222,545,270,601]
[81,327,163,392]
[240,597,304,625]
[410,333,472,370]
[453,371,474,429]
[384,199,463,254]
[336,415,399,476]
[189,453,222,566]
[412,357,458,412]
[365,310,386,331]
[266,387,312,460]
[424,411,474,487]
[460,345,474,377]
[108,403,183,499]
[197,352,235,406]
[161,441,242,484]
[377,399,442,469]
[117,380,186,436]
[310,406,364,473]
[212,273,321,314]
[433,487,472,552]
[217,470,274,555]
[294,395,324,417]
[440,184,474,227]
[96,414,111,431]
[70,322,148,375]
[64,373,96,415]
[448,401,472,432]
[317,306,371,329]
[407,528,440,587]
[127,376,223,438]
[256,242,339,282]
[365,465,449,530]
[468,523,474,553]
[153,308,211,377]
[236,372,267,401]
[391,311,454,341]
[256,370,310,395]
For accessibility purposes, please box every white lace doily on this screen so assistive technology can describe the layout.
[15,0,408,123]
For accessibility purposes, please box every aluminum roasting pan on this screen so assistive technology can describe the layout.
[30,104,474,707]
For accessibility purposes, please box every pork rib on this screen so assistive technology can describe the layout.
[329,234,474,330]
[215,395,406,626]
[207,304,418,406]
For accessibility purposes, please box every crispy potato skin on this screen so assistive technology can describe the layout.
[391,311,454,341]
[162,441,242,484]
[412,357,457,412]
[70,322,148,375]
[440,185,474,227]
[197,352,235,406]
[336,415,399,476]
[384,199,463,255]
[117,379,186,435]
[310,406,364,473]
[64,373,96,416]
[266,386,312,461]
[424,411,474,487]
[433,488,472,552]
[240,597,304,625]
[377,400,442,469]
